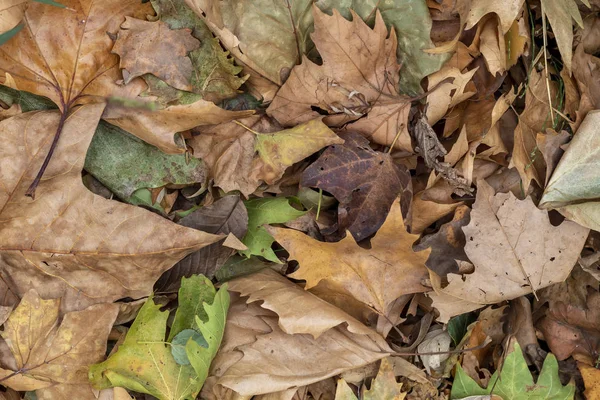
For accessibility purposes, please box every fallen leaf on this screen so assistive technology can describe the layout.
[579,362,600,400]
[541,0,587,73]
[540,110,600,231]
[210,294,390,397]
[269,200,430,320]
[84,120,207,204]
[335,358,405,400]
[113,17,200,91]
[155,195,248,292]
[458,0,526,34]
[426,67,478,125]
[301,131,412,241]
[0,290,118,394]
[241,197,305,263]
[89,277,230,400]
[536,129,571,186]
[428,180,588,320]
[150,0,246,103]
[184,0,314,101]
[536,290,600,362]
[0,0,27,34]
[268,6,413,151]
[418,329,452,375]
[316,0,450,96]
[0,105,221,312]
[450,341,575,399]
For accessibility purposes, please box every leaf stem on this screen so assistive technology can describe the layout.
[233,120,261,135]
[540,1,555,123]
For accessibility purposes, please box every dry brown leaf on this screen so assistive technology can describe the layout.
[426,67,478,125]
[267,6,413,151]
[0,0,27,34]
[0,105,222,312]
[205,294,390,397]
[510,68,557,191]
[0,290,118,394]
[268,201,430,322]
[112,17,200,91]
[409,191,462,234]
[579,362,600,400]
[428,180,588,321]
[536,128,570,185]
[458,0,526,34]
[479,17,506,76]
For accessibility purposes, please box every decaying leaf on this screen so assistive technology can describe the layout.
[335,358,405,400]
[89,276,230,400]
[242,197,305,263]
[268,6,413,151]
[301,131,412,241]
[451,342,575,399]
[0,290,118,395]
[113,17,200,91]
[0,105,222,312]
[428,180,588,321]
[269,201,430,320]
[0,0,28,34]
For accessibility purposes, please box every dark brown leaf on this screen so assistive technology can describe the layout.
[301,131,412,242]
[154,195,248,292]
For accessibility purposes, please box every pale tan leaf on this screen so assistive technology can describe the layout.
[0,105,222,312]
[0,0,27,34]
[459,0,526,34]
[541,0,586,73]
[426,67,477,125]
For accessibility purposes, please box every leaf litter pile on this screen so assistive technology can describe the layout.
[3,0,600,399]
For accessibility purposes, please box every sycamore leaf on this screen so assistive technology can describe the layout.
[451,342,575,400]
[267,6,413,151]
[302,131,412,241]
[150,0,246,103]
[112,17,200,91]
[184,0,314,101]
[428,180,588,321]
[207,291,390,397]
[84,120,207,203]
[540,110,600,231]
[0,290,118,394]
[89,277,229,400]
[316,0,449,96]
[268,201,430,319]
[0,1,28,34]
[457,0,526,34]
[241,197,306,263]
[335,358,405,400]
[540,0,588,73]
[0,105,222,312]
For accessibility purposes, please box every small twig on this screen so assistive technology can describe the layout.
[234,120,261,135]
[540,2,555,122]
[392,339,492,357]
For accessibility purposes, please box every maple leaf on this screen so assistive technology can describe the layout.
[301,131,412,241]
[112,17,200,91]
[0,105,222,312]
[268,200,430,320]
[0,290,118,397]
[89,276,230,400]
[206,273,391,397]
[451,342,575,399]
[267,6,414,151]
[427,180,589,321]
[335,358,405,400]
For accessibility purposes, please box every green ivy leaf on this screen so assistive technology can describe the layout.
[447,313,477,346]
[171,329,207,366]
[241,197,306,263]
[451,342,575,400]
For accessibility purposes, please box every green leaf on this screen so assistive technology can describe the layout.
[187,284,231,387]
[0,85,57,112]
[447,313,477,346]
[451,342,575,400]
[241,197,306,263]
[89,276,229,400]
[84,121,207,204]
[215,255,275,282]
[316,0,449,95]
[167,275,216,341]
[149,0,246,103]
[335,379,359,400]
[33,0,65,7]
[171,329,207,365]
[88,296,201,400]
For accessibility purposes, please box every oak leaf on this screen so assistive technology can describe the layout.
[267,6,413,151]
[268,200,430,320]
[428,180,588,321]
[301,131,412,241]
[0,105,222,312]
[0,290,118,395]
[335,358,405,400]
[112,17,200,91]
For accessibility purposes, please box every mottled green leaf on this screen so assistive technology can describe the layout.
[447,313,477,346]
[171,329,207,365]
[168,275,216,341]
[451,342,575,400]
[241,198,306,263]
[215,255,275,282]
[84,121,207,204]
